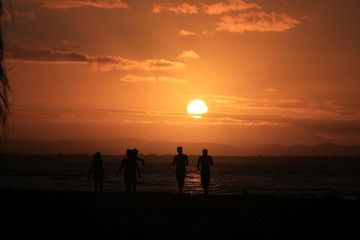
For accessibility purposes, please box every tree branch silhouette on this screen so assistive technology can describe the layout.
[0,1,12,153]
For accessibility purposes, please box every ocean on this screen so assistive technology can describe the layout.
[1,154,360,199]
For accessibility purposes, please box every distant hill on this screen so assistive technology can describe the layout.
[4,138,149,155]
[3,139,360,156]
[4,138,245,156]
[248,143,360,156]
[139,141,244,155]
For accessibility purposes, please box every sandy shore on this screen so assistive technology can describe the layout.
[2,189,359,238]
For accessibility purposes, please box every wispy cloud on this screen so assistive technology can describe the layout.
[120,74,156,83]
[6,45,88,63]
[29,0,129,9]
[1,8,37,23]
[203,0,261,15]
[153,0,260,15]
[61,40,82,50]
[14,105,360,145]
[92,58,186,71]
[152,2,198,14]
[121,74,187,84]
[196,94,356,117]
[6,45,186,71]
[152,1,299,34]
[178,29,196,37]
[158,77,187,83]
[266,88,278,92]
[217,11,300,33]
[178,50,200,60]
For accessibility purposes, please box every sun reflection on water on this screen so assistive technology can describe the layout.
[185,169,204,194]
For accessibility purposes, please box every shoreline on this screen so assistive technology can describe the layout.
[2,189,359,238]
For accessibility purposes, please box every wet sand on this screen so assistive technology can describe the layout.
[2,189,359,238]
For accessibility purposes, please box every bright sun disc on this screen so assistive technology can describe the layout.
[187,99,208,118]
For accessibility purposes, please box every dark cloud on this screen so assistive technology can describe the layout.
[217,11,300,33]
[5,45,186,71]
[30,0,129,9]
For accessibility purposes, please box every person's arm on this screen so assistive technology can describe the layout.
[185,155,189,166]
[137,157,145,166]
[172,156,176,167]
[197,157,201,171]
[116,159,125,176]
[211,156,214,166]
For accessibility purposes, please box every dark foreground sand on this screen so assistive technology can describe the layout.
[2,189,359,238]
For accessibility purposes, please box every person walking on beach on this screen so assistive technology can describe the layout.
[87,152,106,192]
[197,149,213,194]
[173,146,189,194]
[117,149,141,193]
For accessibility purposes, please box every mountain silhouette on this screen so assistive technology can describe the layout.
[4,139,360,156]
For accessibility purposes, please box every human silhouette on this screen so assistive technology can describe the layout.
[173,146,189,194]
[116,149,141,193]
[87,152,106,192]
[197,149,213,194]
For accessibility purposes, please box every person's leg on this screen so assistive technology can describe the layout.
[125,183,131,192]
[125,174,131,192]
[201,173,210,194]
[177,174,184,194]
[179,177,185,194]
[201,174,205,193]
[204,183,209,194]
[206,178,210,194]
[99,178,103,192]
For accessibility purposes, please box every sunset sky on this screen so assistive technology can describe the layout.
[3,0,360,147]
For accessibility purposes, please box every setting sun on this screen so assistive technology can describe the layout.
[187,99,208,118]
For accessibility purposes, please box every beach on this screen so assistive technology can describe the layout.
[2,189,359,238]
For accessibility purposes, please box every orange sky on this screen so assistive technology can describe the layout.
[3,0,360,147]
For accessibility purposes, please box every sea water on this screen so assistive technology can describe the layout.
[1,154,360,199]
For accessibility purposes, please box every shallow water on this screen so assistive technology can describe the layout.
[1,154,360,199]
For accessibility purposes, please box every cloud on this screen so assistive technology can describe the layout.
[151,2,298,33]
[158,77,187,84]
[266,88,278,92]
[1,8,37,23]
[14,105,360,145]
[6,45,186,71]
[151,1,260,15]
[178,29,196,37]
[32,0,129,9]
[121,74,187,84]
[6,45,88,63]
[1,8,12,22]
[120,74,156,83]
[92,57,186,71]
[178,50,200,60]
[195,94,357,117]
[203,0,261,15]
[217,11,300,33]
[152,2,198,14]
[61,40,82,50]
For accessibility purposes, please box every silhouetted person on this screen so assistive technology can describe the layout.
[88,152,106,192]
[117,149,141,193]
[197,149,213,194]
[173,146,189,194]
